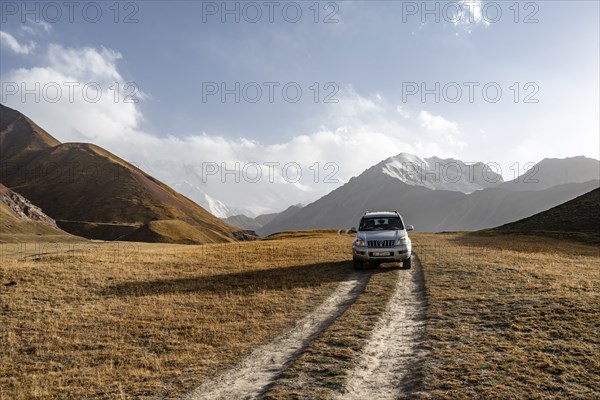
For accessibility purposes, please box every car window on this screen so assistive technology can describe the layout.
[359,217,404,231]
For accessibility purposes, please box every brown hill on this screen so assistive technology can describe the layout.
[0,104,241,244]
[223,212,278,231]
[0,183,78,242]
[491,188,600,243]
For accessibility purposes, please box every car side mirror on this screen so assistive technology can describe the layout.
[406,225,414,231]
[349,227,357,233]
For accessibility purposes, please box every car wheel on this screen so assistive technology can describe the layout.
[402,257,412,269]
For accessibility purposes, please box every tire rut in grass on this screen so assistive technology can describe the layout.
[339,255,428,400]
[183,270,371,400]
[261,266,401,399]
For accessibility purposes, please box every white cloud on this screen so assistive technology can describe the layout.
[396,105,411,119]
[47,44,124,82]
[418,110,459,132]
[20,26,35,35]
[418,110,467,149]
[0,31,36,55]
[1,44,468,214]
[21,19,53,35]
[453,1,491,34]
[460,1,486,23]
[35,20,53,33]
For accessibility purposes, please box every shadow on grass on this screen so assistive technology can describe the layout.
[102,260,355,297]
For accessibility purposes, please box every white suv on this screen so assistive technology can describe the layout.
[351,211,414,270]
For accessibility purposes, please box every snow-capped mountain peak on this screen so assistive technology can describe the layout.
[381,153,503,193]
[170,181,256,218]
[201,194,234,219]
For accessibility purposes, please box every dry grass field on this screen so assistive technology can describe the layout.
[1,231,598,399]
[412,233,600,399]
[0,231,354,399]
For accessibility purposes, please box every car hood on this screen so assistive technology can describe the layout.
[357,230,407,241]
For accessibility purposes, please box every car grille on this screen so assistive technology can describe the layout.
[367,240,395,247]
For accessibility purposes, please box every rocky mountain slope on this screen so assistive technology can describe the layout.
[0,183,77,241]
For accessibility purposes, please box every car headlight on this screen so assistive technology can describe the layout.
[354,238,365,246]
[397,237,407,245]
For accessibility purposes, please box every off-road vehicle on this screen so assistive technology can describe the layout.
[351,211,414,270]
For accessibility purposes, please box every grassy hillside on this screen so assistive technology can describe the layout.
[0,104,240,244]
[223,212,278,231]
[121,219,230,244]
[0,184,79,242]
[0,202,76,242]
[491,188,600,243]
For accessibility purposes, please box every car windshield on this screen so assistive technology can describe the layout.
[359,217,404,231]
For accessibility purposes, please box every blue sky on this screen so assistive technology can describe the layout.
[1,1,599,215]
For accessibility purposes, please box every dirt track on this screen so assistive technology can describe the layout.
[184,256,427,399]
[338,256,427,399]
[183,271,371,400]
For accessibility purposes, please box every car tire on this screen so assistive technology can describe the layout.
[402,257,412,269]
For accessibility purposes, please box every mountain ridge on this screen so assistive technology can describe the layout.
[0,104,242,244]
[379,152,504,193]
[257,154,599,236]
[500,156,600,191]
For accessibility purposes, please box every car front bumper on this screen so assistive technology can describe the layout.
[352,245,411,262]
